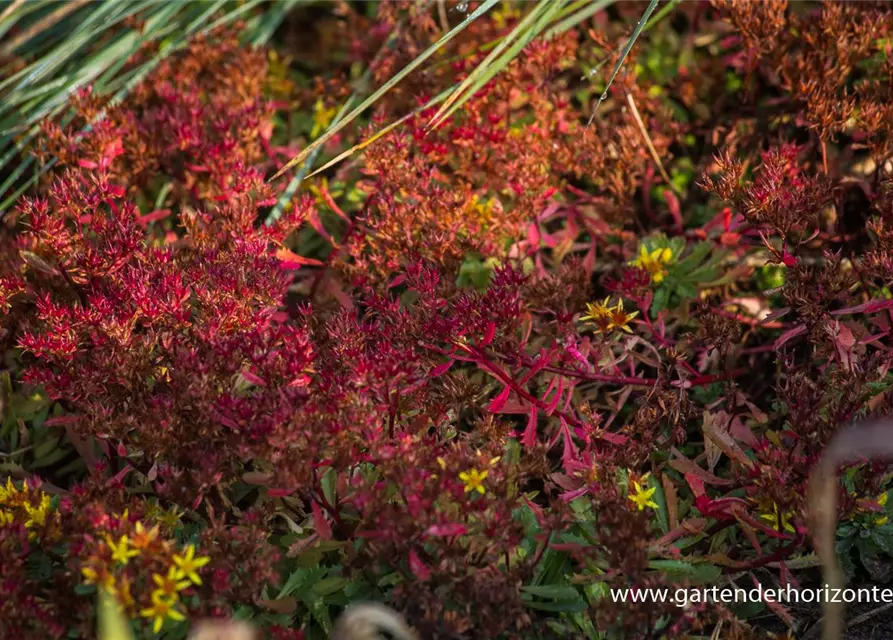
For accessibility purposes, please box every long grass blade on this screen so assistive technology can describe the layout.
[0,0,291,212]
[426,0,557,130]
[0,0,89,56]
[586,0,660,125]
[270,0,500,182]
[306,86,453,182]
[545,0,615,38]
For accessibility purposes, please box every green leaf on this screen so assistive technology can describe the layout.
[521,584,582,600]
[523,599,589,613]
[674,242,712,274]
[278,566,326,599]
[312,576,347,596]
[651,286,670,314]
[30,446,69,468]
[647,560,721,585]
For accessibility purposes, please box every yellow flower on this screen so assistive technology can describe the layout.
[0,477,17,503]
[130,521,160,551]
[311,98,337,139]
[607,298,638,333]
[82,566,117,592]
[140,591,185,634]
[459,469,489,495]
[0,509,13,525]
[23,493,51,529]
[116,576,135,611]
[630,245,674,284]
[152,566,192,600]
[172,544,211,585]
[580,298,638,334]
[760,503,796,533]
[580,297,613,333]
[628,476,659,511]
[106,535,140,565]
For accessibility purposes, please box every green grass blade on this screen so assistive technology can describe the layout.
[586,0,660,125]
[545,0,616,38]
[428,0,567,131]
[247,0,303,46]
[305,86,453,182]
[270,0,500,182]
[0,1,142,97]
[427,0,557,130]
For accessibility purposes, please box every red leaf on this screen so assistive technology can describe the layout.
[488,385,511,413]
[831,297,893,316]
[752,574,794,627]
[522,406,538,449]
[307,207,335,244]
[480,321,496,347]
[388,274,406,289]
[668,455,734,486]
[409,548,431,581]
[425,523,467,538]
[774,324,807,350]
[136,209,172,226]
[105,465,133,487]
[430,360,454,377]
[597,431,628,445]
[276,247,323,269]
[240,371,267,387]
[560,418,579,473]
[312,500,332,540]
[543,378,562,415]
[684,473,707,497]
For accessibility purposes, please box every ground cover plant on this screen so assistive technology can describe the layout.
[2,1,893,638]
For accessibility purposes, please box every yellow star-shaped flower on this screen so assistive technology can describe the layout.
[628,479,659,511]
[172,544,211,585]
[459,468,488,495]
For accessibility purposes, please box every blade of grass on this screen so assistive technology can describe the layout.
[544,0,616,38]
[270,0,500,182]
[626,92,677,194]
[0,0,89,56]
[266,12,411,224]
[0,1,141,97]
[0,0,278,211]
[428,0,567,130]
[0,0,28,40]
[0,3,179,132]
[306,86,453,182]
[427,0,559,130]
[247,0,303,46]
[586,0,660,125]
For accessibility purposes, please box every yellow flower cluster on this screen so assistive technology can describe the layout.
[80,519,210,634]
[580,297,638,334]
[630,245,674,284]
[0,478,57,539]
